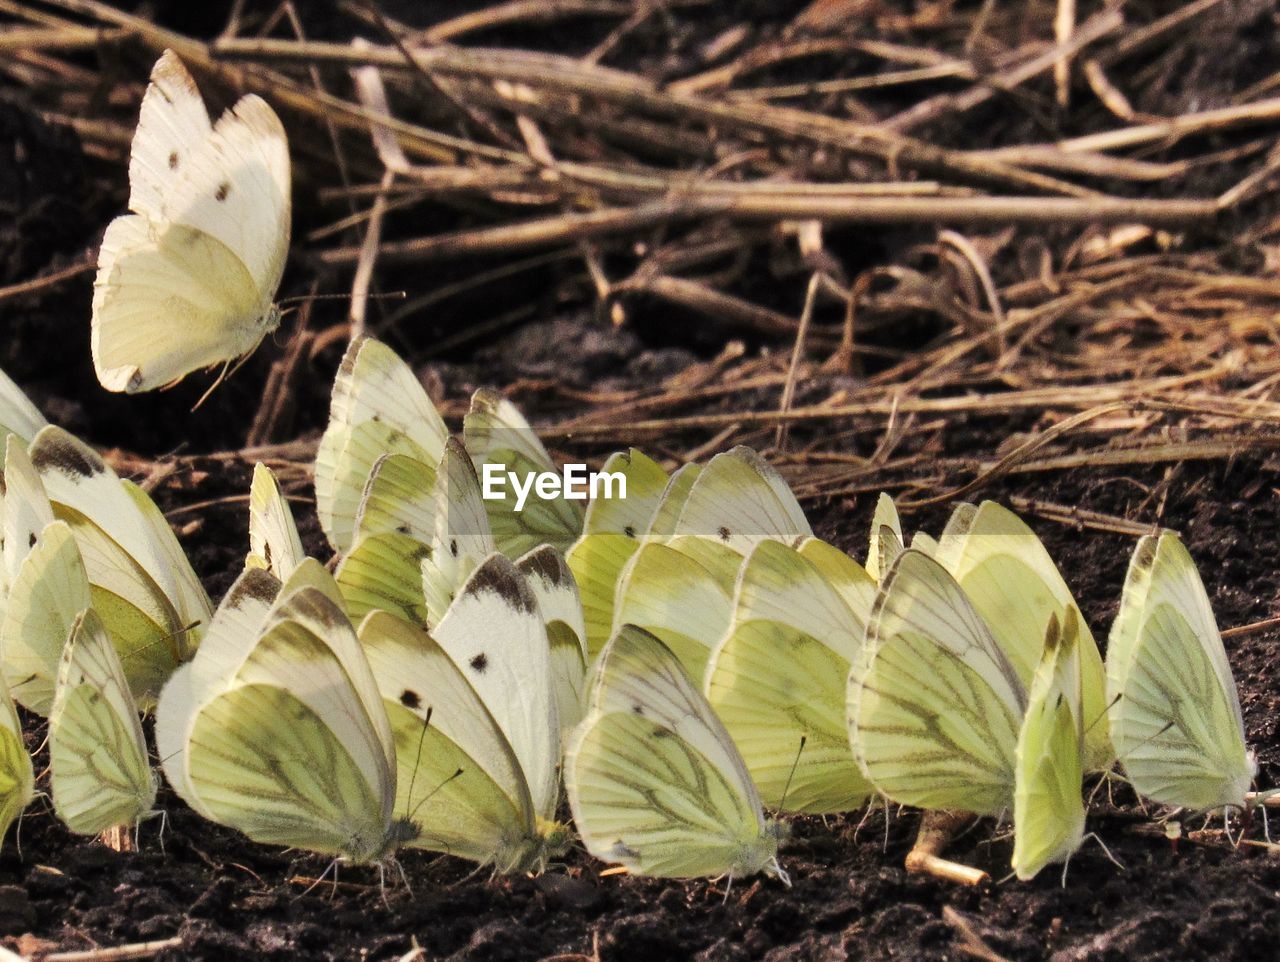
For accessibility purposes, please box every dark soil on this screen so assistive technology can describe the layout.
[3,1,1280,960]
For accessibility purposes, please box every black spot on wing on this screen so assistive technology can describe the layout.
[624,525,637,539]
[400,690,421,709]
[30,431,104,480]
[450,539,459,558]
[469,653,488,673]
[718,526,731,541]
[168,150,179,169]
[519,546,567,587]
[465,555,538,615]
[215,182,230,202]
[27,533,35,548]
[227,567,282,608]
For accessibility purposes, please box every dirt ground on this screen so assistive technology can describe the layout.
[3,1,1280,959]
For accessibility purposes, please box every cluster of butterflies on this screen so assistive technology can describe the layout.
[0,336,1260,885]
[6,50,1254,886]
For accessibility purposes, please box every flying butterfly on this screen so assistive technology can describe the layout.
[92,50,290,393]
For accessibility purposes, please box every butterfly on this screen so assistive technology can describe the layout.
[0,440,93,715]
[666,446,811,587]
[565,448,672,656]
[462,389,584,558]
[0,366,46,447]
[315,337,448,554]
[337,439,488,630]
[1013,610,1086,880]
[1107,532,1255,813]
[359,553,570,872]
[586,446,810,679]
[932,500,1112,770]
[156,561,416,863]
[91,50,290,394]
[609,541,733,683]
[706,539,876,813]
[864,492,904,584]
[245,463,305,580]
[0,679,32,850]
[49,608,156,836]
[851,549,1090,879]
[566,624,788,882]
[28,426,211,704]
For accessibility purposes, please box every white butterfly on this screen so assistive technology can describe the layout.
[28,426,212,704]
[566,624,787,882]
[706,539,876,813]
[49,608,156,836]
[156,561,415,863]
[1107,532,1255,812]
[91,50,290,393]
[359,553,570,872]
[315,337,447,554]
[564,449,672,657]
[246,463,305,580]
[462,389,584,558]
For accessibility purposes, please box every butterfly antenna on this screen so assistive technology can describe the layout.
[777,735,806,814]
[406,767,465,825]
[276,291,406,308]
[402,707,433,822]
[1082,692,1120,742]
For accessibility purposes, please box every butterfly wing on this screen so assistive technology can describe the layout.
[1109,533,1254,811]
[2,438,55,586]
[566,625,783,880]
[462,389,584,556]
[933,501,1112,770]
[246,463,305,580]
[1012,612,1086,880]
[849,549,1026,816]
[706,540,874,812]
[612,542,733,683]
[517,547,587,736]
[126,50,212,223]
[50,609,156,834]
[567,449,672,656]
[156,566,281,817]
[315,338,447,552]
[0,367,46,449]
[359,611,543,872]
[0,521,91,715]
[420,439,495,627]
[0,678,32,848]
[181,588,400,862]
[673,446,811,556]
[431,555,562,823]
[865,493,903,584]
